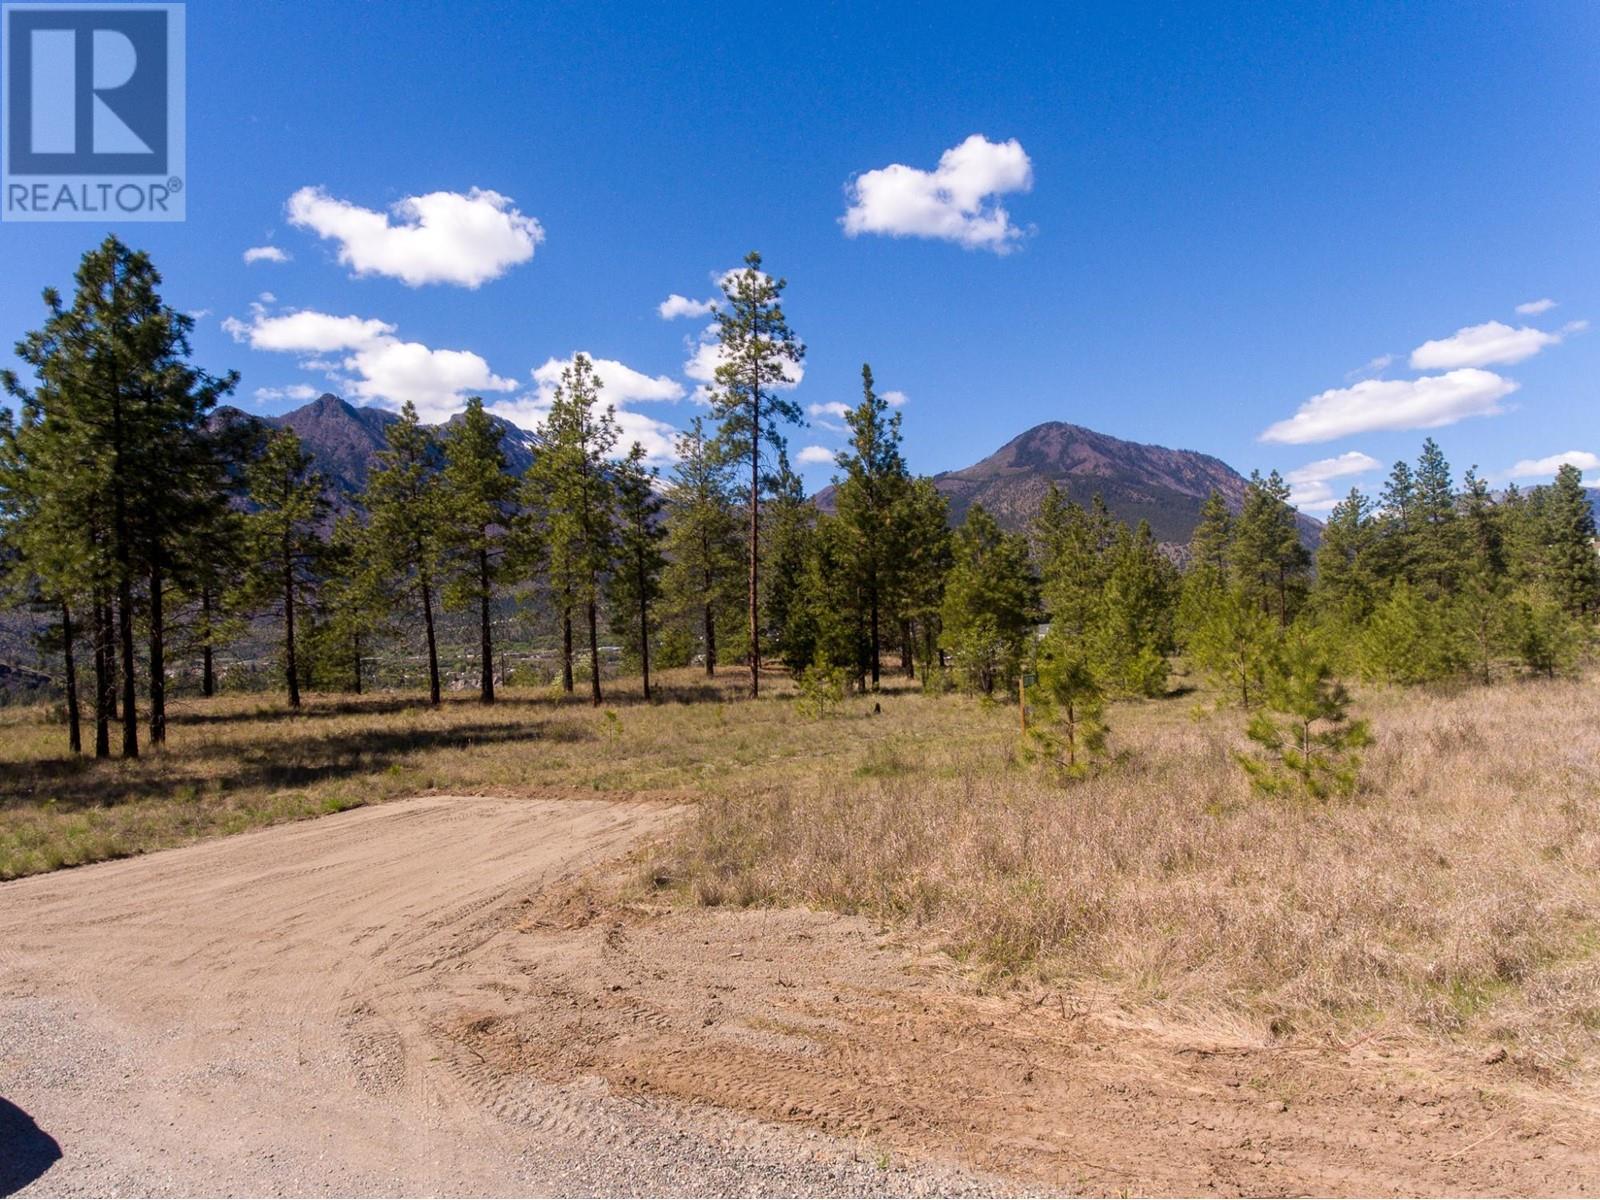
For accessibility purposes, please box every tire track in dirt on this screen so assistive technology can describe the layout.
[1,795,1005,1197]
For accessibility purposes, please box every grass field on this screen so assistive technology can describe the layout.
[3,664,1597,1080]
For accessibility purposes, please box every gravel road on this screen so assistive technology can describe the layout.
[0,796,1004,1197]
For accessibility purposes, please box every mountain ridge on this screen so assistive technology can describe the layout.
[228,397,1316,545]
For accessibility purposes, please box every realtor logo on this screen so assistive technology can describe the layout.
[2,3,185,221]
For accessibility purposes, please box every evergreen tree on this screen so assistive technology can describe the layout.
[761,448,815,672]
[1024,629,1108,776]
[1090,520,1174,697]
[940,505,1038,694]
[607,442,667,699]
[706,251,805,698]
[661,417,742,677]
[440,397,517,704]
[1231,470,1309,625]
[1410,438,1460,598]
[2,237,237,756]
[524,355,618,705]
[315,512,392,694]
[1450,468,1511,683]
[1237,634,1370,800]
[1314,487,1378,621]
[241,430,327,709]
[1188,490,1233,577]
[1032,488,1110,639]
[895,477,953,684]
[363,401,446,705]
[1186,583,1278,708]
[831,363,911,688]
[1541,464,1600,617]
[1359,580,1457,684]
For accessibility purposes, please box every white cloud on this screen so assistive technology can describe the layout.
[243,245,290,265]
[1261,369,1518,445]
[882,390,908,407]
[224,307,395,353]
[223,303,515,422]
[286,185,543,288]
[1284,451,1382,512]
[841,134,1034,253]
[252,383,318,405]
[1344,353,1393,383]
[1409,320,1567,369]
[1504,450,1600,480]
[1515,298,1557,316]
[530,353,685,406]
[808,401,850,420]
[796,445,837,466]
[1284,451,1383,486]
[657,294,716,320]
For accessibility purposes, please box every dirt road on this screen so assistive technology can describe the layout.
[4,794,1595,1197]
[0,796,996,1197]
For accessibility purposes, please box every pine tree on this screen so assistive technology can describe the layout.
[1090,520,1174,697]
[440,397,517,704]
[895,477,953,684]
[1314,487,1378,621]
[706,251,806,698]
[1032,488,1109,640]
[1410,438,1460,598]
[831,363,911,688]
[607,442,666,699]
[1188,490,1233,577]
[1359,580,1457,684]
[1231,470,1309,626]
[363,401,446,705]
[1186,583,1278,707]
[241,430,327,709]
[315,512,392,694]
[940,505,1038,694]
[1450,468,1511,683]
[2,237,237,757]
[1024,629,1108,776]
[1373,458,1418,585]
[1237,634,1370,800]
[1541,464,1600,617]
[761,448,815,672]
[524,355,618,706]
[661,417,742,677]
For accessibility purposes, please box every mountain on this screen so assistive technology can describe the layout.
[818,421,1319,547]
[213,394,538,500]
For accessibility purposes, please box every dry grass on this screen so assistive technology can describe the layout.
[4,663,1598,1078]
[0,666,986,878]
[653,671,1600,1077]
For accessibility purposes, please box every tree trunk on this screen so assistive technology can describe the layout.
[561,607,574,692]
[106,600,119,720]
[748,394,761,699]
[900,619,914,678]
[478,546,494,704]
[117,578,138,758]
[283,541,300,709]
[148,558,165,746]
[352,631,363,695]
[703,600,716,676]
[200,587,216,698]
[868,588,881,689]
[638,566,652,701]
[587,599,602,706]
[93,595,111,758]
[421,572,441,706]
[61,598,81,755]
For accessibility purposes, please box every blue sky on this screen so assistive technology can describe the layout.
[3,0,1598,508]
